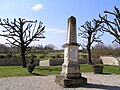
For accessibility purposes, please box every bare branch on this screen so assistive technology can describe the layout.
[99,7,120,44]
[25,26,45,47]
[79,19,103,47]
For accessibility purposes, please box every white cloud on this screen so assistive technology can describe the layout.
[4,3,10,7]
[2,2,27,8]
[3,2,13,8]
[31,4,43,11]
[45,28,66,33]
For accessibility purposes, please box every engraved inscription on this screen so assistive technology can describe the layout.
[70,48,78,61]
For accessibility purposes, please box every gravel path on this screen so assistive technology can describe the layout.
[0,73,120,90]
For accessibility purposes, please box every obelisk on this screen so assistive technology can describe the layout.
[55,16,87,87]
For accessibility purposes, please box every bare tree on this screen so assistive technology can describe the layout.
[0,18,45,67]
[99,7,120,68]
[79,19,103,64]
[99,6,120,44]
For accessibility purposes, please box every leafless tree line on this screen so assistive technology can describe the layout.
[0,43,56,53]
[79,6,120,64]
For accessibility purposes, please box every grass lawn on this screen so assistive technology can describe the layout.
[0,64,120,78]
[103,65,120,74]
[33,66,62,76]
[0,66,30,78]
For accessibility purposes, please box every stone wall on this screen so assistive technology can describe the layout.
[0,57,40,66]
[49,58,102,66]
[49,56,120,66]
[79,59,102,64]
[49,58,64,66]
[100,56,119,66]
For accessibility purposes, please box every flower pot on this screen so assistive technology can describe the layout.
[92,65,103,74]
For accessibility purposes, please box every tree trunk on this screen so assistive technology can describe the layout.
[21,47,26,68]
[87,45,92,64]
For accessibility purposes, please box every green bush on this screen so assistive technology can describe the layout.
[27,59,36,74]
[6,54,13,58]
[56,54,61,58]
[39,55,45,58]
[32,54,37,58]
[51,55,56,58]
[0,55,6,58]
[29,54,37,58]
[81,55,87,59]
[50,54,61,58]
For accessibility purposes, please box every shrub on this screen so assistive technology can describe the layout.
[0,55,6,58]
[29,54,36,58]
[51,55,56,58]
[32,54,37,58]
[6,54,12,58]
[39,55,45,58]
[27,58,36,74]
[81,55,87,59]
[56,54,61,58]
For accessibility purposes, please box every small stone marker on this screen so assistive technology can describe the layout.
[55,16,87,87]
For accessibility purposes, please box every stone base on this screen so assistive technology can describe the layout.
[55,74,87,87]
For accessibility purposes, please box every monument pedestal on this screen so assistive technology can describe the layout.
[55,61,87,87]
[55,75,87,87]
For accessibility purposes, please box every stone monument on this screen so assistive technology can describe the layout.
[55,16,87,87]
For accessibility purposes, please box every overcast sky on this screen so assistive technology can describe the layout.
[0,0,120,49]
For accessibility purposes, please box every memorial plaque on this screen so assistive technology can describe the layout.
[70,48,78,62]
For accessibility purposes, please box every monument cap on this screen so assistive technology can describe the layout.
[66,16,79,46]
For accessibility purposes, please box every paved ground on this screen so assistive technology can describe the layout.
[0,73,120,90]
